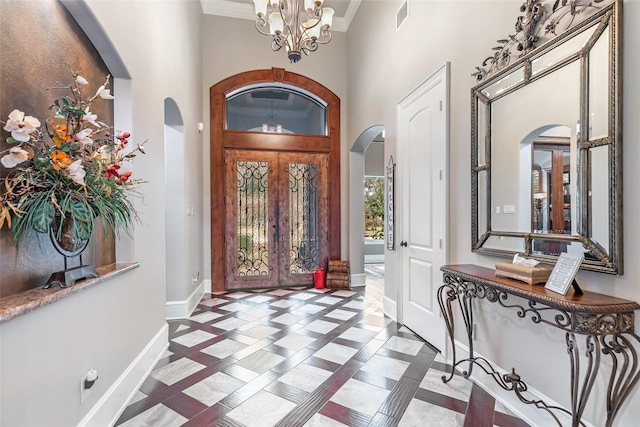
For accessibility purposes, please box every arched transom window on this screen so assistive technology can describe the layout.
[226,84,327,135]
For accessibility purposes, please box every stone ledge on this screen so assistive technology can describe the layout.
[0,262,139,323]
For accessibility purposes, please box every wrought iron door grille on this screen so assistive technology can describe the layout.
[236,161,269,276]
[288,163,319,274]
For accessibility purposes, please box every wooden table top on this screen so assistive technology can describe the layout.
[441,264,640,315]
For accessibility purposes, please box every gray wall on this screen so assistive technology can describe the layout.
[346,1,640,426]
[365,141,385,176]
[0,0,204,425]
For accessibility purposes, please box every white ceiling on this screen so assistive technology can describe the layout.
[199,0,361,32]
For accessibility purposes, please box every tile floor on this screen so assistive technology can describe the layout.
[115,268,529,427]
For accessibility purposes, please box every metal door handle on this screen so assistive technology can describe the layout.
[400,241,407,247]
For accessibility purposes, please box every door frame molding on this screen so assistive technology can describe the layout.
[210,68,341,292]
[395,62,450,344]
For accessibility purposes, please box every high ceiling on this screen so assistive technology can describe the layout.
[199,0,361,32]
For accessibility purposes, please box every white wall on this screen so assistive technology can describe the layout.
[201,14,348,284]
[347,1,640,426]
[365,141,385,176]
[165,124,188,301]
[0,1,203,425]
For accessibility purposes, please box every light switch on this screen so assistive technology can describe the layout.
[186,206,194,216]
[496,206,501,214]
[503,205,516,214]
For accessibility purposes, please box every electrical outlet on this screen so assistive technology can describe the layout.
[192,272,200,286]
[80,369,98,403]
[80,373,91,403]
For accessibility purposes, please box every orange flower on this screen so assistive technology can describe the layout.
[51,151,72,170]
[51,122,72,147]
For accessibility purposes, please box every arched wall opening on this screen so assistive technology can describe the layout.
[349,125,385,286]
[61,0,134,262]
[164,98,190,318]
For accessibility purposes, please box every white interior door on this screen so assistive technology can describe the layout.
[398,64,448,351]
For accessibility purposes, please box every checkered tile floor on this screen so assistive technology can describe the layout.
[114,285,529,427]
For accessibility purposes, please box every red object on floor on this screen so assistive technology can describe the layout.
[313,267,326,289]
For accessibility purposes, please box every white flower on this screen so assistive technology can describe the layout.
[3,109,41,142]
[95,85,114,100]
[1,146,29,168]
[82,109,99,127]
[66,159,86,185]
[74,128,94,146]
[76,75,89,85]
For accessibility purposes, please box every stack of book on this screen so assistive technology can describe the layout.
[326,260,350,289]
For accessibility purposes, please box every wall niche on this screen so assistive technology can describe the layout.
[0,0,115,297]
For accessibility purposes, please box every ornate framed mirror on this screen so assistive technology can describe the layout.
[471,0,622,274]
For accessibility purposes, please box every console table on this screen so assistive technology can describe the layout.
[438,264,640,427]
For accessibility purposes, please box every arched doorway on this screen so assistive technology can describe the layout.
[209,68,340,291]
[349,125,385,286]
[164,98,188,318]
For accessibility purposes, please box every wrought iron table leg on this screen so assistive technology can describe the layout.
[566,333,599,427]
[457,285,476,378]
[438,283,459,383]
[437,281,476,382]
[600,332,640,427]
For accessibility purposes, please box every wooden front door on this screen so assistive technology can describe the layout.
[210,68,340,292]
[225,150,328,290]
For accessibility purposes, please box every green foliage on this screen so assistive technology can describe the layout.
[364,177,385,240]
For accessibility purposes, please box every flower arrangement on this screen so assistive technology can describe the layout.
[0,69,145,248]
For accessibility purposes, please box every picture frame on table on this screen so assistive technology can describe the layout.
[544,252,584,295]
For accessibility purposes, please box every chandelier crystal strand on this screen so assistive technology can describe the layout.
[253,0,333,63]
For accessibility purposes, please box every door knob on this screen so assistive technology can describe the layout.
[400,241,408,247]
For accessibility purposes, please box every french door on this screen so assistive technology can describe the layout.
[224,150,328,290]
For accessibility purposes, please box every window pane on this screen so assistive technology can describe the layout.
[227,86,327,135]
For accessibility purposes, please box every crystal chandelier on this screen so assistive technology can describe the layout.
[252,0,334,63]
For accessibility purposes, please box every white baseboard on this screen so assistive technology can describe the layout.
[350,273,366,287]
[203,279,212,294]
[365,254,384,263]
[451,340,584,427]
[166,282,205,320]
[77,324,169,427]
[383,296,397,321]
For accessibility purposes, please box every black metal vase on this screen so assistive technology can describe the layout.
[43,215,99,289]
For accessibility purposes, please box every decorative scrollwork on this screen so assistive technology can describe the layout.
[451,357,576,426]
[288,163,320,274]
[236,161,270,277]
[473,0,609,81]
[599,332,640,422]
[484,286,499,302]
[574,312,635,335]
